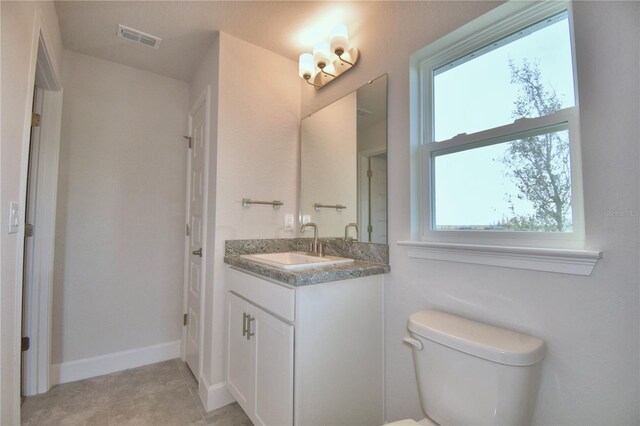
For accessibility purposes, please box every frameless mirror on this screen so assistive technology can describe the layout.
[300,74,387,243]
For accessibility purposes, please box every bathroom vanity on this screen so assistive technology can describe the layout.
[225,73,390,426]
[224,239,388,426]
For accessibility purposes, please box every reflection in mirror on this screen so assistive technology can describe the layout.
[300,74,387,243]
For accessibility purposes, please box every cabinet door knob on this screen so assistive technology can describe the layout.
[192,248,202,257]
[246,315,255,340]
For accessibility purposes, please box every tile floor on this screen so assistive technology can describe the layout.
[21,359,252,426]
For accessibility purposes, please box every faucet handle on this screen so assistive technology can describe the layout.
[318,242,324,257]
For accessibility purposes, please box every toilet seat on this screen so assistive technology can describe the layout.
[385,417,438,426]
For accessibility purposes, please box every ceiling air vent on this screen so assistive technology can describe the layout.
[117,24,161,49]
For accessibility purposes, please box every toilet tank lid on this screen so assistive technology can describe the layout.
[408,310,546,366]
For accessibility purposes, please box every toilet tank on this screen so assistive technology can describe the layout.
[408,310,545,426]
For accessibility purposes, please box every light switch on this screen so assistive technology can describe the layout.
[284,214,295,231]
[8,202,19,234]
[302,215,311,224]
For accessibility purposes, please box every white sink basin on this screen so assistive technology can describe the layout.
[240,252,354,270]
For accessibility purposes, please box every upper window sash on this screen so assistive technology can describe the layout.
[414,1,573,79]
[415,1,575,147]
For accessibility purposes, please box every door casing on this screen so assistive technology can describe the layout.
[358,146,387,243]
[20,26,64,398]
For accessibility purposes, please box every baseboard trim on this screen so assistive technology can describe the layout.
[50,340,181,385]
[199,375,235,412]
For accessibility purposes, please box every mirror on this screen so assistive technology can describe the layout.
[300,74,387,243]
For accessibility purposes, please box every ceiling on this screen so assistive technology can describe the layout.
[357,75,387,130]
[55,1,387,82]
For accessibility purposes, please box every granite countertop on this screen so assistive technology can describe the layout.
[224,254,390,287]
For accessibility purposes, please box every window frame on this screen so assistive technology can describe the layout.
[410,0,586,249]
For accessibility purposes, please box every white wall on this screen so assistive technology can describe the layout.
[301,92,357,238]
[53,51,189,365]
[0,1,63,423]
[214,29,300,383]
[300,1,639,424]
[358,120,386,154]
[189,32,300,405]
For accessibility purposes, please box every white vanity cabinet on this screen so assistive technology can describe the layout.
[227,292,294,426]
[226,266,384,426]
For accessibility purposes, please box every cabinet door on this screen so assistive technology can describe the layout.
[227,293,252,409]
[252,308,294,426]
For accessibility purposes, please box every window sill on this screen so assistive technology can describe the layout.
[396,241,601,276]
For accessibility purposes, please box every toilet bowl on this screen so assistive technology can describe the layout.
[387,310,546,426]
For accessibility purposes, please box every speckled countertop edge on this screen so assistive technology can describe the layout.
[224,255,390,287]
[225,238,389,264]
[224,238,390,286]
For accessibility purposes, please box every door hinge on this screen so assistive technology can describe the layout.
[25,223,34,237]
[367,169,373,178]
[183,136,192,149]
[367,225,373,233]
[31,113,41,127]
[21,337,30,352]
[185,224,190,236]
[183,313,188,326]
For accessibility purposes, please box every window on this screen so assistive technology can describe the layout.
[410,1,585,249]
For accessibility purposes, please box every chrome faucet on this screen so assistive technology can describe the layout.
[300,222,323,256]
[344,223,359,241]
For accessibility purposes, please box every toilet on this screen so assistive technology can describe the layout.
[388,310,546,426]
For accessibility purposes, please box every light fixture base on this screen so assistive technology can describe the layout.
[311,48,359,89]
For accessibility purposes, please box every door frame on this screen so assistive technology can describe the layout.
[19,12,63,398]
[357,146,386,242]
[181,86,211,385]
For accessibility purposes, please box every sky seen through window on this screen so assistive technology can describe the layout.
[432,14,575,229]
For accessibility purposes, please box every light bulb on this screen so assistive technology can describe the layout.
[313,42,331,69]
[299,53,315,79]
[330,24,349,56]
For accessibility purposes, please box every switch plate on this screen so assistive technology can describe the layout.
[284,214,295,231]
[8,202,19,234]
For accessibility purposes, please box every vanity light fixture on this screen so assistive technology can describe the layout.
[298,24,359,89]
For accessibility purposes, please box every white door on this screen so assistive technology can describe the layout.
[22,87,43,397]
[253,307,294,426]
[227,293,252,410]
[370,155,387,243]
[185,101,206,377]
